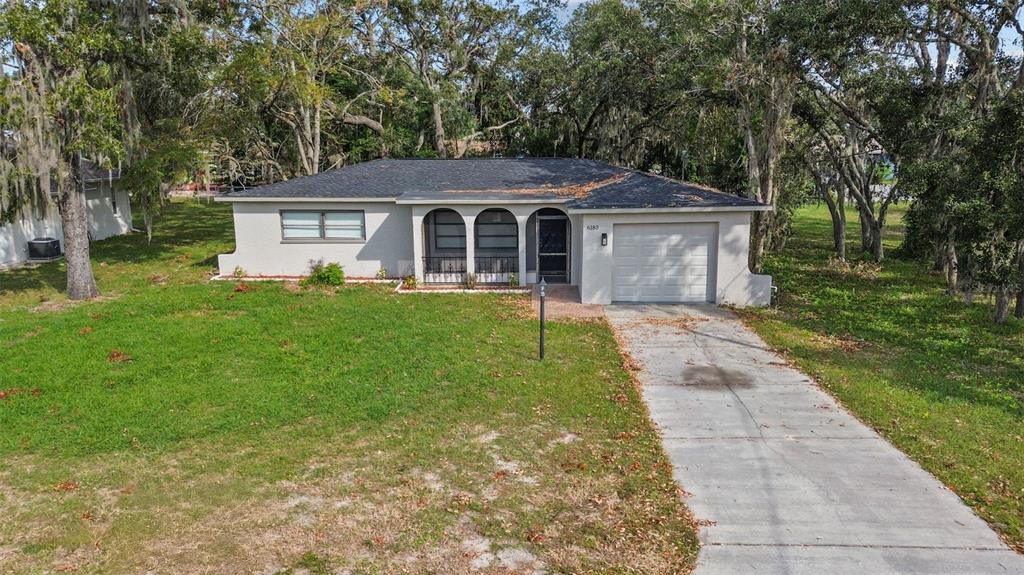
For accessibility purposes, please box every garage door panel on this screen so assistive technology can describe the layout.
[657,260,708,273]
[612,223,715,303]
[634,271,707,283]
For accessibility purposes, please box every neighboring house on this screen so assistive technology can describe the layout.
[0,161,133,268]
[216,158,772,306]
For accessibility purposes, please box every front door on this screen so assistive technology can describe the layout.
[537,215,569,283]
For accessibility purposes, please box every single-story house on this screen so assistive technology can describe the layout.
[0,161,133,268]
[216,158,772,306]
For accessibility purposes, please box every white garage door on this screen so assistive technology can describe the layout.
[612,223,716,303]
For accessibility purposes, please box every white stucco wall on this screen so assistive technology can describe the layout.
[0,205,61,267]
[575,210,772,307]
[0,182,132,268]
[86,182,133,240]
[218,201,415,278]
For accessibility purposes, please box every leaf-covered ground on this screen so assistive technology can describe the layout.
[0,202,698,574]
[740,204,1024,551]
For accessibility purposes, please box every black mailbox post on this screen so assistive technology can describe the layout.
[538,279,546,360]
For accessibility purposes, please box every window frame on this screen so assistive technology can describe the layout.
[474,210,518,251]
[280,209,366,243]
[431,210,466,251]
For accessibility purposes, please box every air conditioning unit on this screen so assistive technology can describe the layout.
[27,237,62,260]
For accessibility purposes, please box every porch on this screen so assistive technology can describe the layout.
[412,206,571,286]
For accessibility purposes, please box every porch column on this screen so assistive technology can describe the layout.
[460,210,478,277]
[412,209,425,281]
[516,214,529,284]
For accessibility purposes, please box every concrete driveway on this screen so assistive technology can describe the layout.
[605,304,1024,575]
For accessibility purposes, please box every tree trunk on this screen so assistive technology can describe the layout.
[837,197,847,261]
[859,209,872,253]
[933,241,946,272]
[142,192,153,243]
[994,288,1011,324]
[1016,245,1024,319]
[749,211,772,273]
[944,232,958,295]
[870,222,884,262]
[431,98,447,158]
[59,157,99,300]
[821,184,846,260]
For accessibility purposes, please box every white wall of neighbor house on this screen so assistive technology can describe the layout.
[0,204,61,267]
[576,210,772,307]
[85,181,133,240]
[1,182,131,268]
[218,201,415,278]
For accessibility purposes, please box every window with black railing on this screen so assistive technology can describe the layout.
[474,256,518,274]
[422,256,467,283]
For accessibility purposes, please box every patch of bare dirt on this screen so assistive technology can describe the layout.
[30,294,121,314]
[2,415,696,574]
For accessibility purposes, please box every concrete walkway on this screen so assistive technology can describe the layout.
[605,304,1024,575]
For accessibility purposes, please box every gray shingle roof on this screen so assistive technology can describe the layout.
[81,160,122,182]
[222,158,766,210]
[568,172,765,210]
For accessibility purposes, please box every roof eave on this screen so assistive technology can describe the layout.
[215,196,399,203]
[566,205,772,214]
[395,196,568,205]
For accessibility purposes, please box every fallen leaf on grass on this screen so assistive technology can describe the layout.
[0,388,41,401]
[812,333,869,352]
[107,350,132,363]
[54,480,79,492]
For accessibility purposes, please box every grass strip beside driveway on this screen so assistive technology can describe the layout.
[740,204,1024,552]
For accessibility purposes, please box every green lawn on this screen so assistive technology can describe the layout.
[0,202,698,574]
[741,203,1024,551]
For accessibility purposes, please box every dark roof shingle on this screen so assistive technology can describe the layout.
[81,160,122,182]
[222,158,766,210]
[567,172,765,209]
